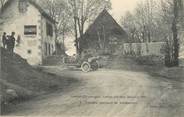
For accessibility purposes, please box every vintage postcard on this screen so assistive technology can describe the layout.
[0,0,184,117]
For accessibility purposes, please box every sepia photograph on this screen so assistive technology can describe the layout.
[0,0,184,116]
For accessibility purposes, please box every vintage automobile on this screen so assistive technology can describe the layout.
[63,53,100,72]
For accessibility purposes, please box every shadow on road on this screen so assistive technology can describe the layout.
[2,70,83,115]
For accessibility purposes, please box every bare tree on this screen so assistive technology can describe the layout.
[121,0,183,67]
[122,11,140,43]
[171,0,183,66]
[36,0,73,54]
[68,0,111,55]
[0,0,6,13]
[135,0,158,42]
[35,0,111,55]
[161,0,183,67]
[122,0,161,43]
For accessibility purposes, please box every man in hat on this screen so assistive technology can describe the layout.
[7,32,16,54]
[2,32,7,49]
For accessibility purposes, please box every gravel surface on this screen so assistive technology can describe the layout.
[7,67,184,117]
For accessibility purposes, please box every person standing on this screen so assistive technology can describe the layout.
[7,32,16,54]
[2,32,7,49]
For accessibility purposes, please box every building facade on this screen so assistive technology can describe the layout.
[0,0,56,65]
[81,9,128,55]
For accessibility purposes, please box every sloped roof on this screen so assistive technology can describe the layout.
[1,0,55,23]
[80,9,128,50]
[84,9,128,39]
[79,9,128,51]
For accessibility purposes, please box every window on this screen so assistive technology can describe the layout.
[27,50,32,54]
[45,42,47,55]
[48,44,51,55]
[109,37,118,45]
[46,22,53,37]
[19,0,27,13]
[24,25,37,35]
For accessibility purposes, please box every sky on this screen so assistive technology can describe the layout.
[110,0,141,22]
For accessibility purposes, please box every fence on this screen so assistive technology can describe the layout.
[123,42,166,56]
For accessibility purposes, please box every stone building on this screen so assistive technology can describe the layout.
[0,0,56,65]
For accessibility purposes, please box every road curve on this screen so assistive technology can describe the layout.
[8,68,184,117]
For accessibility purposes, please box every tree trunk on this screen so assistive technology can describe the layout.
[55,24,59,55]
[77,16,85,55]
[171,0,180,66]
[1,2,4,13]
[172,19,179,66]
[74,17,79,55]
[62,28,65,52]
[148,30,151,42]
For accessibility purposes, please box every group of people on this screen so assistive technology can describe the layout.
[2,32,16,53]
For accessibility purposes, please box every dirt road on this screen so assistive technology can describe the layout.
[8,67,184,117]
